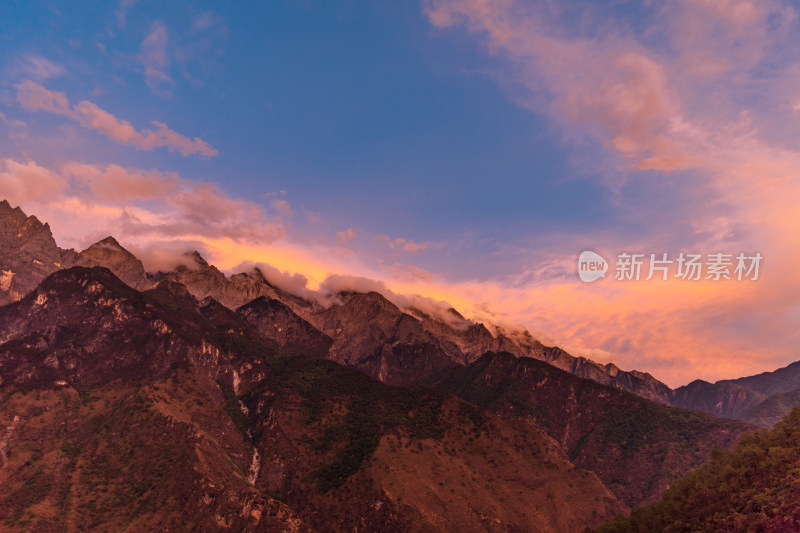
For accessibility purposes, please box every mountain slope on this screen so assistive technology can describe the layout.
[236,296,332,358]
[742,388,800,427]
[430,352,752,507]
[0,267,625,532]
[593,408,800,532]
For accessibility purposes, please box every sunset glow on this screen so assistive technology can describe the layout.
[3,0,800,386]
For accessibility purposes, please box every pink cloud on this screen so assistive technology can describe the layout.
[0,159,67,203]
[304,210,321,224]
[425,0,699,173]
[0,159,281,250]
[336,228,356,244]
[15,80,72,115]
[661,0,797,80]
[61,162,180,202]
[401,241,431,252]
[15,80,217,157]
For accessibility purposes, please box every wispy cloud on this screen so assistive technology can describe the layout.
[270,199,292,218]
[377,235,431,253]
[115,0,139,29]
[15,55,66,81]
[140,21,174,96]
[192,12,222,32]
[15,80,217,156]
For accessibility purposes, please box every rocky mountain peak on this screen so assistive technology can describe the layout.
[0,199,28,219]
[0,201,79,305]
[85,236,127,253]
[447,307,465,320]
[603,362,621,376]
[465,322,493,341]
[0,201,54,244]
[187,250,210,268]
[229,267,279,294]
[0,266,142,344]
[147,279,198,305]
[78,236,151,291]
[338,290,401,318]
[248,267,270,284]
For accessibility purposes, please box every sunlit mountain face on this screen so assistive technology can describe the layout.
[3,1,800,531]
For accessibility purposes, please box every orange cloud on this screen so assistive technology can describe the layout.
[4,155,793,387]
[416,0,800,386]
[15,80,217,156]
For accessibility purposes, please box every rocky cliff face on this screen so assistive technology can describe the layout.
[236,296,332,358]
[406,307,520,365]
[0,200,78,305]
[151,251,247,308]
[152,252,317,316]
[308,292,455,386]
[407,306,673,403]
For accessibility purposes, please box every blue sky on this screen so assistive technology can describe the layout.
[2,0,800,386]
[0,1,617,276]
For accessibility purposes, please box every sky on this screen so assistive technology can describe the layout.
[2,0,800,387]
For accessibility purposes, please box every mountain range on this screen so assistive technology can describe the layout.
[1,199,799,531]
[0,199,680,402]
[671,361,800,427]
